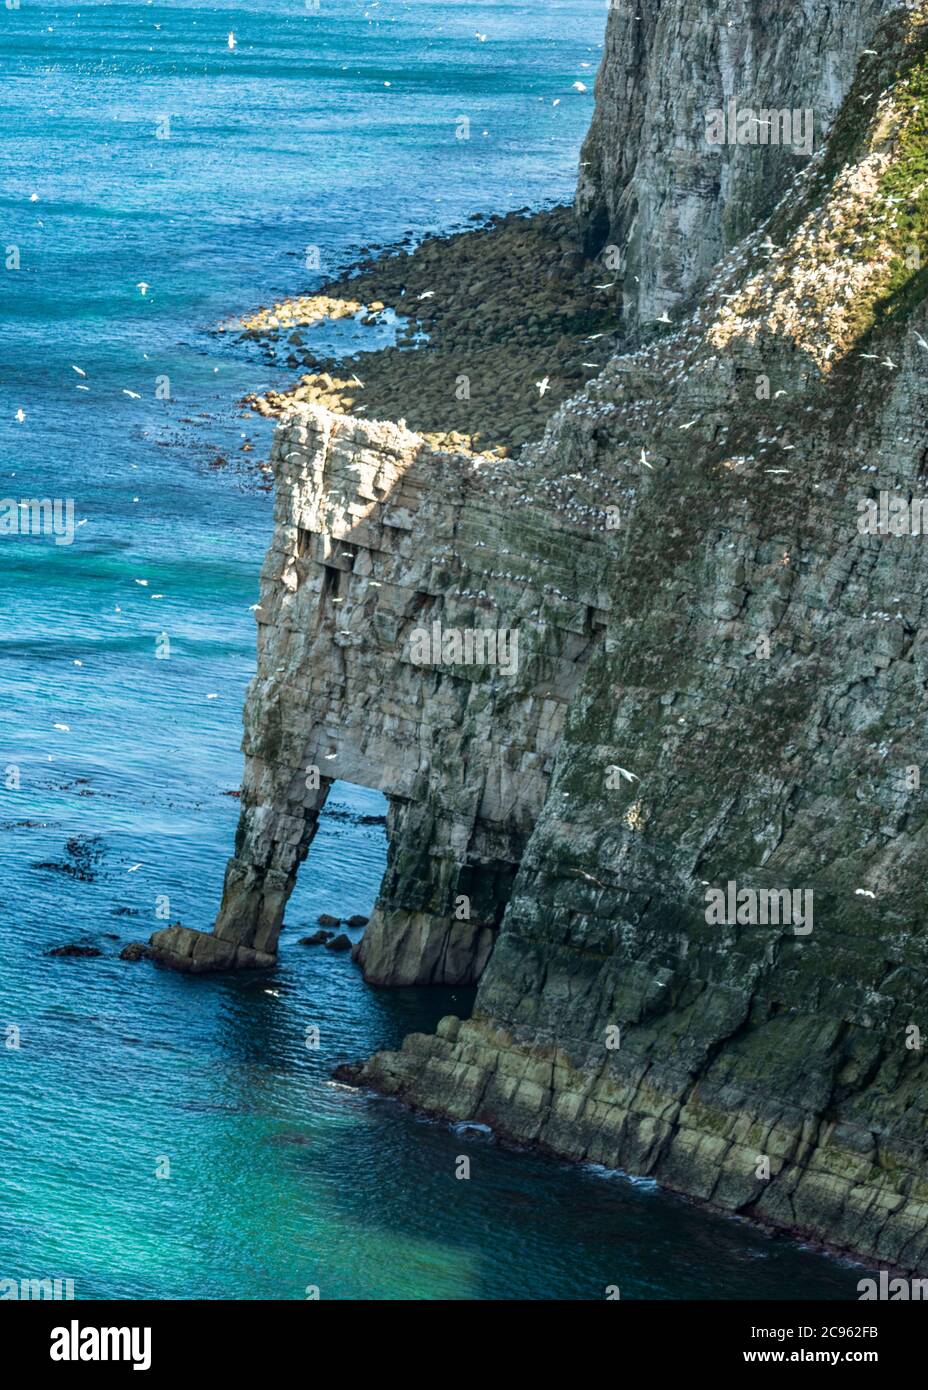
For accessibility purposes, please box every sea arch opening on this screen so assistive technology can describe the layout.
[284,779,388,949]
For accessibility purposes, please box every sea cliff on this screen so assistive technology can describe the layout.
[152,1,928,1271]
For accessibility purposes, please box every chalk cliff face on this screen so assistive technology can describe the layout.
[576,0,896,323]
[152,4,928,1269]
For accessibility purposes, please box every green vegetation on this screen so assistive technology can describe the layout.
[868,19,928,330]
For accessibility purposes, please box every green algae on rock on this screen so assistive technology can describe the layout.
[234,206,623,458]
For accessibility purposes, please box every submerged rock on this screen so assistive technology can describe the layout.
[119,943,151,962]
[332,1062,364,1087]
[46,944,101,959]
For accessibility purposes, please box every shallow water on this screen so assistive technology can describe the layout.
[0,0,871,1298]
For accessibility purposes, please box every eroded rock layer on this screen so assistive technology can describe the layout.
[342,11,928,1270]
[576,0,897,323]
[153,2,928,1268]
[151,409,610,981]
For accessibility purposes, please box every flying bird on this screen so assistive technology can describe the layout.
[227,31,236,49]
[122,389,141,398]
[536,375,550,396]
[640,448,652,469]
[136,282,150,296]
[613,766,640,783]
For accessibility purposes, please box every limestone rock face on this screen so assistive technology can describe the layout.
[151,409,609,981]
[576,0,896,323]
[347,12,928,1271]
[155,3,928,1271]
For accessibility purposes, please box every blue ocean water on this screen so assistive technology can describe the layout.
[0,0,870,1299]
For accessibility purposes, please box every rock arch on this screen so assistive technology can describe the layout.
[149,405,608,982]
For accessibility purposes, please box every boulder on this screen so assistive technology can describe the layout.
[119,942,152,962]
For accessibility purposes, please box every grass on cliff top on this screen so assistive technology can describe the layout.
[767,8,928,341]
[868,25,928,332]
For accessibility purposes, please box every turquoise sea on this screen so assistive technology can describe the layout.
[0,0,871,1298]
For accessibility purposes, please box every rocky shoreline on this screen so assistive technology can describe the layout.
[332,1035,890,1280]
[228,205,631,457]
